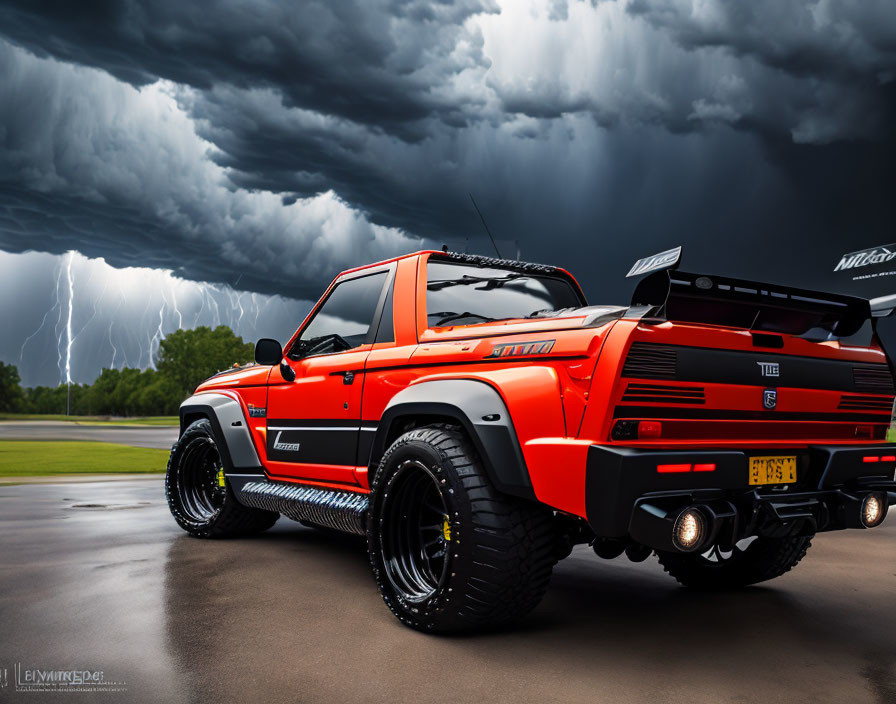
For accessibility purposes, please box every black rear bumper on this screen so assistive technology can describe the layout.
[585,444,896,551]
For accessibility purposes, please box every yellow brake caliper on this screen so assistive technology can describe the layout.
[441,515,451,542]
[216,467,226,488]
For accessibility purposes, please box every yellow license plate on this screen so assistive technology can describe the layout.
[749,456,797,485]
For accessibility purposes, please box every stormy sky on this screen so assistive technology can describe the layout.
[1,0,895,387]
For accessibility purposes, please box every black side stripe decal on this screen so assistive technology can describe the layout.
[266,419,378,465]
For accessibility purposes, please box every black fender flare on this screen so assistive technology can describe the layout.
[369,379,535,500]
[179,393,264,477]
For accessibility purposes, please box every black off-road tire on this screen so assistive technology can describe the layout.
[656,535,812,589]
[367,425,556,633]
[166,418,279,538]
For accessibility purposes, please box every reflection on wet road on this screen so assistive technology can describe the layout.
[1,479,894,703]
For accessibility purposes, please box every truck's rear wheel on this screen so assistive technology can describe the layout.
[166,418,278,538]
[368,425,555,632]
[656,535,812,589]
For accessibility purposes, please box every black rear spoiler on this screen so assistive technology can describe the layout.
[870,294,896,318]
[627,251,869,337]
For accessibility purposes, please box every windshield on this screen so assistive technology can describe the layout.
[426,261,582,328]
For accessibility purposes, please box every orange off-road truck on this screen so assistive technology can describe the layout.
[166,248,895,632]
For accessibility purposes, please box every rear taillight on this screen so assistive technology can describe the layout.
[657,462,716,474]
[611,419,663,440]
[638,421,662,438]
[657,463,691,473]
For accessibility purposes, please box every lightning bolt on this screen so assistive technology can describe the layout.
[208,284,221,327]
[64,251,74,385]
[135,288,153,369]
[170,276,183,329]
[194,282,207,325]
[108,320,117,369]
[19,305,55,360]
[148,299,165,370]
[71,267,108,346]
[52,257,67,382]
[106,295,124,369]
[19,258,61,363]
[232,288,245,332]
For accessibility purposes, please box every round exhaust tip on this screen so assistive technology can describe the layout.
[861,492,887,528]
[672,507,707,552]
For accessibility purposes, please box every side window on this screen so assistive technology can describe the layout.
[294,272,387,357]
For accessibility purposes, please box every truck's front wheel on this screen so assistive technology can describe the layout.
[368,425,556,632]
[166,418,278,538]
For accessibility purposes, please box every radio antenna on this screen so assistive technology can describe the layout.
[469,193,502,258]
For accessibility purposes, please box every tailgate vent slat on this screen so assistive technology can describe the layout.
[838,394,894,412]
[622,383,705,404]
[622,342,677,380]
[853,365,895,394]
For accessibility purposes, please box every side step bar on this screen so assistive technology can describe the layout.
[237,480,369,535]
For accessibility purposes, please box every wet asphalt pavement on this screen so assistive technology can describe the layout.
[0,478,894,704]
[0,422,178,450]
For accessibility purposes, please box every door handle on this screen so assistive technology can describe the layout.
[342,370,355,385]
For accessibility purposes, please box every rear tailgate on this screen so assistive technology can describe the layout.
[583,269,895,446]
[609,323,893,443]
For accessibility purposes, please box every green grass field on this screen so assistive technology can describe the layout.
[0,440,168,476]
[0,413,178,426]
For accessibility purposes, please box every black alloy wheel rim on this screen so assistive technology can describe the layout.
[380,460,451,603]
[175,436,227,522]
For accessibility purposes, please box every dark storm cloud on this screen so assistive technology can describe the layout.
[172,0,896,300]
[0,0,497,140]
[628,0,896,81]
[0,41,421,299]
[625,0,896,142]
[0,0,895,307]
[4,0,892,142]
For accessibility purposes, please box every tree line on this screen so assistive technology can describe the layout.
[0,326,256,416]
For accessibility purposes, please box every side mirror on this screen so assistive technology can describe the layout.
[254,338,283,366]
